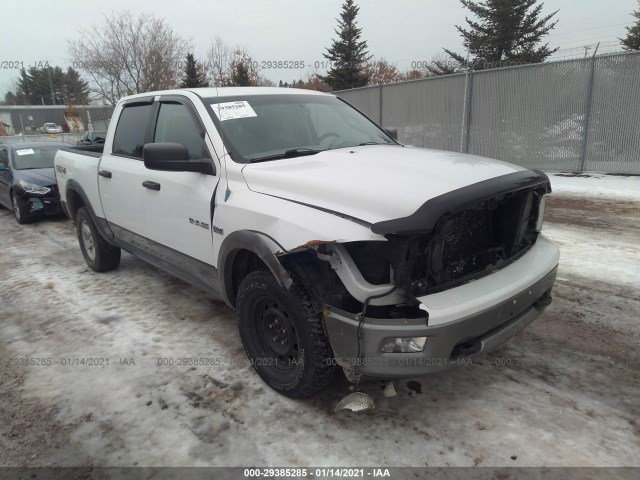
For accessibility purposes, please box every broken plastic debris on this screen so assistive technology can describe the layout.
[334,392,375,412]
[383,381,397,398]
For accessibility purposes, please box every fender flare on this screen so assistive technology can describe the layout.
[217,230,292,306]
[65,179,115,243]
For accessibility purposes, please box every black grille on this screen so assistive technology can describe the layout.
[410,188,541,295]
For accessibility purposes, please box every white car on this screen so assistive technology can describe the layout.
[54,87,560,398]
[41,123,62,134]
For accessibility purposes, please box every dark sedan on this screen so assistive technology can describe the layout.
[0,142,69,224]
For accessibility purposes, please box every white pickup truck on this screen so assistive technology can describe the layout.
[54,87,560,398]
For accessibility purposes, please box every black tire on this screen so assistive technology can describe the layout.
[236,270,336,398]
[12,192,32,224]
[76,207,121,272]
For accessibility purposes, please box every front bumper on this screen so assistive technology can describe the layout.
[323,235,560,378]
[25,195,63,216]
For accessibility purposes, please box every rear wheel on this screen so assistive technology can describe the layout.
[12,192,31,224]
[236,270,336,398]
[76,207,121,272]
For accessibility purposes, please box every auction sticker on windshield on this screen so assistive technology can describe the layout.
[16,149,35,156]
[212,101,257,121]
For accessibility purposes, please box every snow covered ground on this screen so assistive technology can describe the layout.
[548,172,640,201]
[0,173,638,468]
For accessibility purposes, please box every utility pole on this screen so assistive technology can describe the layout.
[47,67,55,105]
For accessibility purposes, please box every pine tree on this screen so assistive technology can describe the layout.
[230,61,252,86]
[63,67,91,104]
[430,0,559,75]
[180,53,209,88]
[227,50,259,86]
[11,66,89,104]
[319,0,371,90]
[620,1,640,51]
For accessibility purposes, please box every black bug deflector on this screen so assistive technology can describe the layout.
[371,170,551,236]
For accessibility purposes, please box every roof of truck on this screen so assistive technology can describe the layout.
[120,87,332,103]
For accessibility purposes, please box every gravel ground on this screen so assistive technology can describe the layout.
[0,177,638,468]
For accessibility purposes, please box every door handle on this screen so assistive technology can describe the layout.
[142,181,161,191]
[98,170,112,178]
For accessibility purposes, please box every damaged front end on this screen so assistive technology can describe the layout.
[290,170,557,382]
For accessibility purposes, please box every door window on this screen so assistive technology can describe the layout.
[112,103,153,158]
[154,103,208,159]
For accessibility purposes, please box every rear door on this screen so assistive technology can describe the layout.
[137,96,220,279]
[98,98,154,244]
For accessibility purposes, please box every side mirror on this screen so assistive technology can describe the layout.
[383,128,398,141]
[143,143,215,175]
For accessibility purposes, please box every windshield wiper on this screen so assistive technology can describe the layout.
[250,148,321,163]
[358,141,389,146]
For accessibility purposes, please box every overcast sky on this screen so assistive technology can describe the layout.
[2,0,638,97]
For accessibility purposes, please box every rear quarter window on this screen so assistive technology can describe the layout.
[112,103,153,158]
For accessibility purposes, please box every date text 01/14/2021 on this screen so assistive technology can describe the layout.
[243,468,391,477]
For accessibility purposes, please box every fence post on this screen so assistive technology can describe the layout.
[460,70,474,154]
[579,45,599,173]
[378,84,383,126]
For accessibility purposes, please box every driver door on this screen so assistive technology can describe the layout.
[138,97,220,289]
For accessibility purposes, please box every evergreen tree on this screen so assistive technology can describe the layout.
[319,0,371,90]
[180,53,209,88]
[230,61,252,86]
[227,51,259,86]
[10,66,90,105]
[620,1,640,51]
[430,0,559,75]
[63,67,91,104]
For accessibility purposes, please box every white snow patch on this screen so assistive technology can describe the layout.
[548,173,640,202]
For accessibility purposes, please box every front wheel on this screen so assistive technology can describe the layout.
[12,192,32,224]
[236,270,336,398]
[76,207,121,272]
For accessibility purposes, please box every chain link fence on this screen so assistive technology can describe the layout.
[0,133,83,145]
[337,51,640,174]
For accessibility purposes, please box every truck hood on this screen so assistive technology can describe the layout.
[241,145,525,225]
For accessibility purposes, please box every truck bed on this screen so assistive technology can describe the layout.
[54,148,104,221]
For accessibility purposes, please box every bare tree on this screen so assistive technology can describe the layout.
[205,36,261,87]
[206,36,234,86]
[68,12,190,105]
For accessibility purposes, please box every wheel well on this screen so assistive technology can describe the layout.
[67,190,85,222]
[225,247,357,311]
[228,249,270,307]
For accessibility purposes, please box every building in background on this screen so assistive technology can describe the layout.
[0,105,113,136]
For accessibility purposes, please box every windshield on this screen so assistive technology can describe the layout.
[206,94,396,162]
[12,146,61,169]
[45,123,57,127]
